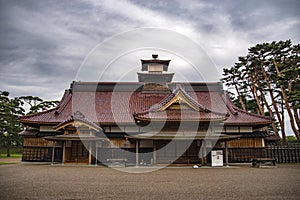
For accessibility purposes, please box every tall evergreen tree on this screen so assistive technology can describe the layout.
[223,40,300,142]
[0,91,24,157]
[0,92,59,157]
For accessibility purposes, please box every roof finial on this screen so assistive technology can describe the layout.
[152,54,158,59]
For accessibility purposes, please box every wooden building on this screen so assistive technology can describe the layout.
[19,55,273,166]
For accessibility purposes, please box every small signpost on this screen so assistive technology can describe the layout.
[211,150,223,167]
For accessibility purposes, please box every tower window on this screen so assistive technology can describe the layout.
[148,64,163,72]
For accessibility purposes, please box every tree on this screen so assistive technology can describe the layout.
[248,44,285,139]
[223,65,247,111]
[223,40,300,142]
[0,92,60,157]
[268,40,300,142]
[0,91,24,157]
[19,96,59,114]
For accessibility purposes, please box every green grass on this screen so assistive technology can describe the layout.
[0,162,17,165]
[0,154,22,158]
[0,146,23,154]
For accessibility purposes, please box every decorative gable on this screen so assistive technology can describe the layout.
[54,111,102,133]
[150,86,210,113]
[158,90,203,112]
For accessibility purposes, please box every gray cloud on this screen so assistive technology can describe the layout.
[0,0,299,100]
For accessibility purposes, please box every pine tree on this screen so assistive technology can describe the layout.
[223,40,300,142]
[0,91,24,157]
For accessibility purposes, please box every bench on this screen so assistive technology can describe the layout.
[106,158,127,167]
[252,158,276,168]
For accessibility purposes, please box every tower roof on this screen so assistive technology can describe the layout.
[140,54,171,71]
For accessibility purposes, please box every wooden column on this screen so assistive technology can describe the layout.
[202,140,207,166]
[62,141,66,164]
[135,140,139,166]
[88,142,92,165]
[51,141,56,165]
[198,140,202,164]
[225,141,229,166]
[95,141,98,166]
[153,140,157,165]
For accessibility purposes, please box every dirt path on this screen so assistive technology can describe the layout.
[0,157,21,163]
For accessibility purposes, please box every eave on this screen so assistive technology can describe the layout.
[126,132,240,141]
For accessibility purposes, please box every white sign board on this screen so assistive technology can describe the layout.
[211,150,223,167]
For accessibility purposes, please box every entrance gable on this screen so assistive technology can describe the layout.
[153,87,210,113]
[54,111,102,133]
[158,90,202,112]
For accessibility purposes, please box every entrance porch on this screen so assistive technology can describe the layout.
[126,132,240,166]
[45,135,105,165]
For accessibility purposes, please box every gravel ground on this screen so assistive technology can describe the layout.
[0,163,299,200]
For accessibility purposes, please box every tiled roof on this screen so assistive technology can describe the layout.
[149,86,211,112]
[18,89,73,124]
[264,132,281,141]
[54,111,102,131]
[141,59,170,66]
[18,130,62,137]
[126,132,240,141]
[134,109,227,121]
[44,134,107,141]
[134,86,227,122]
[221,93,273,126]
[35,132,62,137]
[227,131,270,138]
[18,129,38,136]
[19,82,272,126]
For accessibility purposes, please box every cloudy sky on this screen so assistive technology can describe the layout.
[1,0,299,100]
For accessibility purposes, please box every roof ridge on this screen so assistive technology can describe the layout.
[175,86,210,112]
[223,92,272,121]
[222,92,238,115]
[232,106,273,120]
[18,107,57,120]
[55,91,72,114]
[148,85,210,112]
[173,86,227,116]
[19,90,71,121]
[56,89,69,107]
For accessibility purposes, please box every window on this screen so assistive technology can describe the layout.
[148,64,163,72]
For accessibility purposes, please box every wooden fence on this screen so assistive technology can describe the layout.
[266,143,300,163]
[226,148,266,163]
[22,146,62,162]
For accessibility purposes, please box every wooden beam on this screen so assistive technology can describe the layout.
[135,140,139,166]
[62,141,66,164]
[88,142,92,165]
[153,140,157,165]
[51,141,56,165]
[225,141,229,166]
[95,142,98,166]
[198,140,202,165]
[202,141,207,166]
